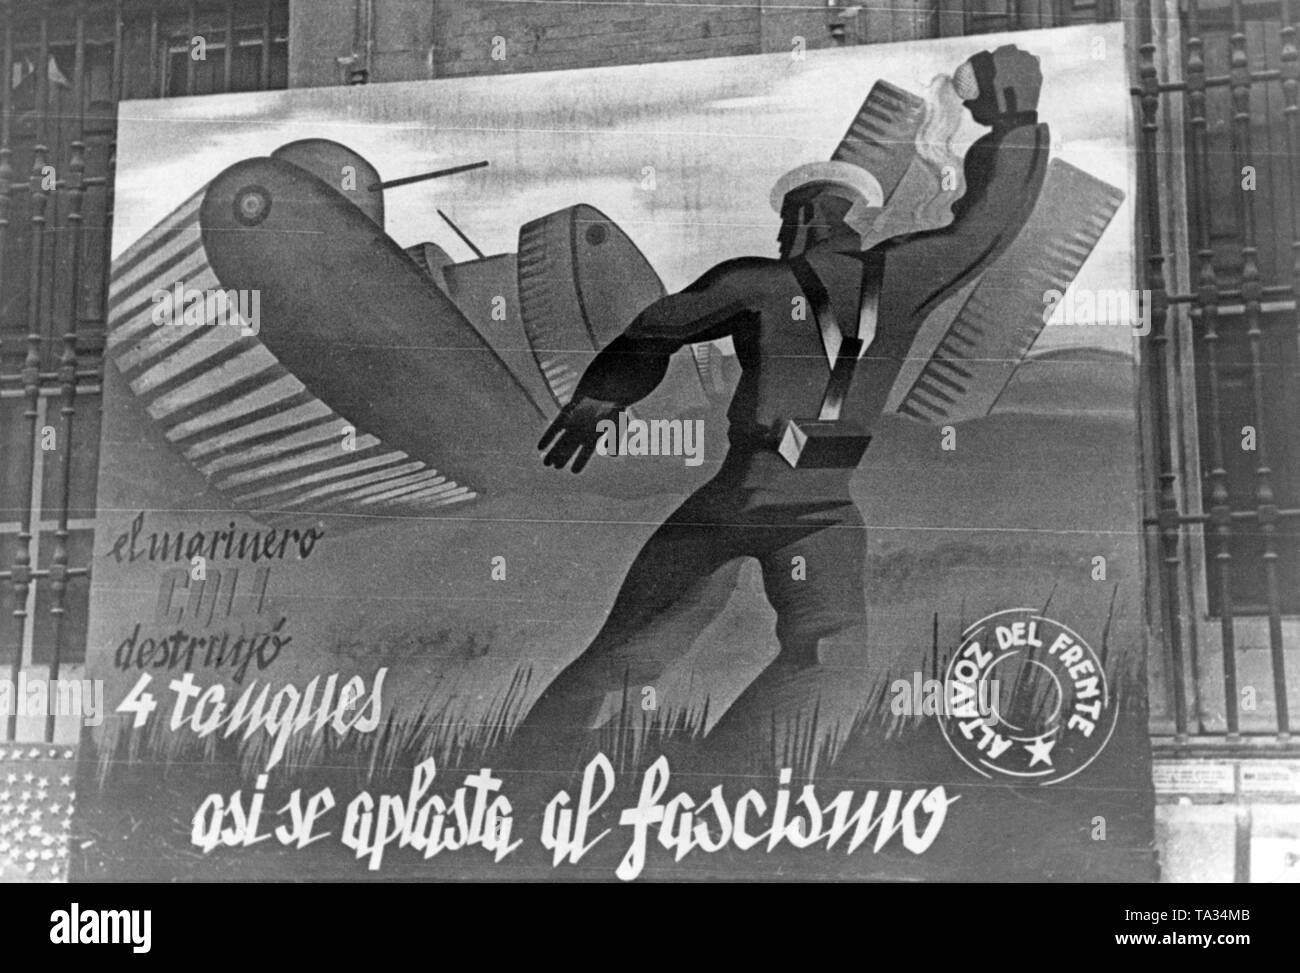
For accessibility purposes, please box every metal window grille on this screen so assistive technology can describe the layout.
[1132,0,1300,752]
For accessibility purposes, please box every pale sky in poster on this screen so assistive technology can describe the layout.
[112,23,1134,356]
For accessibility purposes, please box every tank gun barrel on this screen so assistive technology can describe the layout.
[368,159,489,192]
[437,208,486,259]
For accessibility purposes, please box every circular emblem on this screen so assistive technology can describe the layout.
[938,608,1115,785]
[233,185,272,226]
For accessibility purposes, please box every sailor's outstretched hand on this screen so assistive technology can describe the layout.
[539,395,621,473]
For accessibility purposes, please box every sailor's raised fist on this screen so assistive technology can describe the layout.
[954,45,1043,126]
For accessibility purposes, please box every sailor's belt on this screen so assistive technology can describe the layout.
[726,420,871,469]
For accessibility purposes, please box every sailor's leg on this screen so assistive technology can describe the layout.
[765,501,869,668]
[704,502,871,771]
[508,493,747,767]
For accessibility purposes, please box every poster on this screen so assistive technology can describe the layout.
[75,22,1154,881]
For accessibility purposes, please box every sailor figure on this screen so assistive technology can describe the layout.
[512,45,1052,765]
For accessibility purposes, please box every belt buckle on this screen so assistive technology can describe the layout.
[777,418,872,469]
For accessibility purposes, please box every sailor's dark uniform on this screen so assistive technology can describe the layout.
[516,114,1050,755]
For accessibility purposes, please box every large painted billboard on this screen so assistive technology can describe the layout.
[75,22,1154,881]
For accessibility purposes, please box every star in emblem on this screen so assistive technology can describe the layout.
[1025,736,1056,768]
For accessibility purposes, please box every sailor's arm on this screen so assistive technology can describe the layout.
[540,257,769,472]
[884,117,1050,323]
[570,257,769,407]
[852,61,1055,429]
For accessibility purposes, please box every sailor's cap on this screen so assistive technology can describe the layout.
[769,160,884,214]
